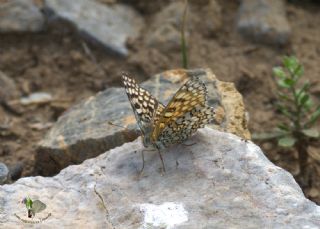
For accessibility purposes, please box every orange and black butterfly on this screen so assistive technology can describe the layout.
[122,72,215,171]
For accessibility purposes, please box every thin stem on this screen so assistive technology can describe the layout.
[296,138,308,184]
[181,0,188,69]
[290,87,301,130]
[288,67,309,181]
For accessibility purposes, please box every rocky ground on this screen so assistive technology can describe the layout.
[1,128,320,227]
[0,0,320,206]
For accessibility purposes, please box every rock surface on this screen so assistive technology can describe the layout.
[35,87,140,176]
[0,0,45,32]
[237,0,291,45]
[1,128,320,228]
[43,0,144,56]
[0,162,9,185]
[35,68,250,176]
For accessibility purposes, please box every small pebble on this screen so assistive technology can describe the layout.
[0,162,9,184]
[10,162,24,181]
[20,92,53,105]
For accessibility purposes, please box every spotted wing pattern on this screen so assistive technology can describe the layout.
[152,77,208,142]
[122,72,164,134]
[157,105,215,148]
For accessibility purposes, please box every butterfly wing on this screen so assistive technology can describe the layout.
[152,76,208,141]
[122,72,164,135]
[157,105,215,147]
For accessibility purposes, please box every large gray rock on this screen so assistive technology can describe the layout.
[1,128,319,228]
[35,68,250,176]
[0,0,45,32]
[237,0,291,45]
[35,87,140,176]
[43,0,144,56]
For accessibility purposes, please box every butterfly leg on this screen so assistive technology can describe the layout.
[139,149,145,175]
[157,149,166,173]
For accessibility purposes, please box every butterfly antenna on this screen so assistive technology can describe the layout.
[108,121,129,130]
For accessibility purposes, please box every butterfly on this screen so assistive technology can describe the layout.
[122,72,215,172]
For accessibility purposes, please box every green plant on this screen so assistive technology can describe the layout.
[180,0,188,69]
[255,56,320,182]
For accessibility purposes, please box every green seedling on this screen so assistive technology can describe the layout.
[254,56,320,183]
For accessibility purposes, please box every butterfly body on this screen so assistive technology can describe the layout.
[122,72,215,152]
